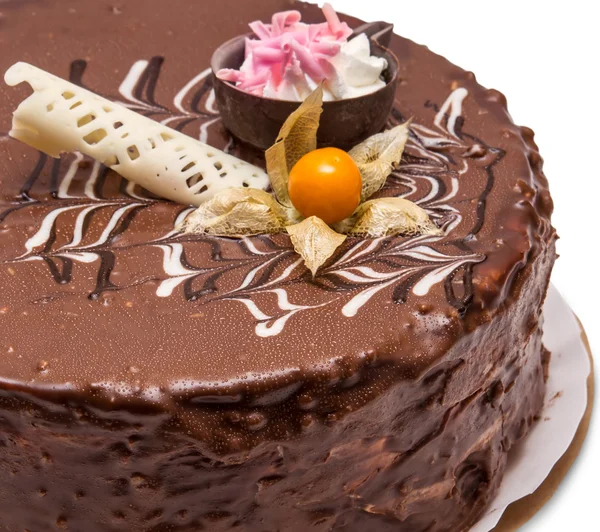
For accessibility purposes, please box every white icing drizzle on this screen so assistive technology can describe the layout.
[169,68,220,132]
[413,174,440,205]
[342,278,398,317]
[205,89,218,115]
[434,87,468,138]
[118,60,157,112]
[59,252,99,263]
[173,68,211,114]
[444,176,459,203]
[23,204,87,254]
[334,267,399,283]
[235,260,275,292]
[233,298,272,322]
[255,311,300,337]
[270,288,309,311]
[199,116,220,144]
[229,289,326,339]
[232,255,303,294]
[413,256,481,296]
[218,245,328,338]
[57,151,84,198]
[242,237,272,255]
[60,204,116,249]
[124,180,148,201]
[157,243,194,276]
[335,238,384,266]
[155,244,198,297]
[87,203,143,248]
[153,207,196,242]
[83,160,102,199]
[400,245,455,262]
[223,136,235,154]
[260,258,303,289]
[156,276,192,299]
[159,116,182,126]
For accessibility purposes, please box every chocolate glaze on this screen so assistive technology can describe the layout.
[0,1,556,530]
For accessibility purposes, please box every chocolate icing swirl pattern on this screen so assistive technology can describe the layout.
[1,57,502,336]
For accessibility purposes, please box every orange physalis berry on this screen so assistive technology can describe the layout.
[288,147,362,225]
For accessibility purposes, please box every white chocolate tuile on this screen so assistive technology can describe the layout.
[4,62,269,206]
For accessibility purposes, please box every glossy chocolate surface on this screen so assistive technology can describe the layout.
[0,1,556,530]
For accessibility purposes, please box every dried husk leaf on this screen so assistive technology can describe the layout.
[286,216,347,277]
[344,197,442,238]
[348,121,411,201]
[265,86,324,207]
[182,188,290,237]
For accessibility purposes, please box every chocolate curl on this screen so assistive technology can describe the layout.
[308,23,327,43]
[244,37,255,59]
[249,20,271,40]
[322,3,341,32]
[309,41,341,57]
[322,2,351,38]
[266,42,293,92]
[239,70,270,93]
[283,28,311,47]
[253,47,288,65]
[232,4,353,97]
[316,56,338,81]
[216,69,243,82]
[269,63,284,90]
[271,10,302,37]
[286,39,326,81]
[254,34,298,49]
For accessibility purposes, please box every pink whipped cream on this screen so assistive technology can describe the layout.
[217,3,388,101]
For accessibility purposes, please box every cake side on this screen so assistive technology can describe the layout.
[0,230,555,532]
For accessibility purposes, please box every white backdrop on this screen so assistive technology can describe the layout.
[324,0,598,529]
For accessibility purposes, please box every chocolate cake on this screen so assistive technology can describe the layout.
[0,1,556,531]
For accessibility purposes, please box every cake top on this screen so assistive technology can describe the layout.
[0,0,552,408]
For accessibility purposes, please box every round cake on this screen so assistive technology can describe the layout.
[0,1,556,531]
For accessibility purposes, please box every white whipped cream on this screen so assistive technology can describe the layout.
[326,33,388,100]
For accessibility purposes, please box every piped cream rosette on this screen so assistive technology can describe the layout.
[4,62,269,206]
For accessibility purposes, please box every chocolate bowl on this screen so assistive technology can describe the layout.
[211,22,400,152]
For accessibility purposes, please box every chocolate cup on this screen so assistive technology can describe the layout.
[210,23,399,152]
